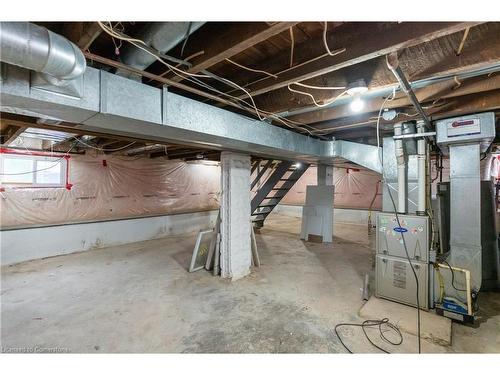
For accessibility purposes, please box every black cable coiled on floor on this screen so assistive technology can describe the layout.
[334,318,403,354]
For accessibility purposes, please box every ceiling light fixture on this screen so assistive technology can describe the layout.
[350,95,365,112]
[346,79,368,96]
[347,79,368,113]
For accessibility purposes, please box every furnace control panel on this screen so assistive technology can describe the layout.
[376,213,430,262]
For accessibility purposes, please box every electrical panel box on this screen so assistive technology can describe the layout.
[436,112,495,153]
[376,213,430,262]
[376,256,429,309]
[375,212,430,310]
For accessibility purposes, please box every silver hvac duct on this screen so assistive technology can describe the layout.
[118,22,205,79]
[0,22,86,83]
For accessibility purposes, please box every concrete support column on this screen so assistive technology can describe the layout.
[220,151,252,280]
[317,164,333,185]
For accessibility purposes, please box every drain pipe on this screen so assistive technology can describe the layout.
[394,123,406,214]
[0,22,86,84]
[416,121,427,215]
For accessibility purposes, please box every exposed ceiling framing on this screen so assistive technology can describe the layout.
[3,21,500,148]
[0,116,220,161]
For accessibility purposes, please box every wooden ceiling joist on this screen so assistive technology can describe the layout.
[289,71,500,126]
[169,22,298,82]
[63,22,102,50]
[0,124,25,145]
[230,22,479,100]
[76,22,103,50]
[254,22,500,114]
[312,88,500,138]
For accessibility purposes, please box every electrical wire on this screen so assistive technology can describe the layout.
[222,49,345,98]
[323,22,346,57]
[1,133,136,177]
[101,22,260,110]
[0,158,65,176]
[375,75,421,354]
[367,179,381,233]
[332,87,422,353]
[287,83,348,108]
[293,82,346,90]
[334,318,403,354]
[456,27,471,56]
[154,58,316,135]
[71,136,136,152]
[98,22,314,134]
[101,23,321,136]
[180,22,192,57]
[225,58,277,79]
[441,259,467,292]
[0,140,77,176]
[289,26,295,68]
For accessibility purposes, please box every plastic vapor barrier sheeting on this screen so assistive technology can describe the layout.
[281,166,382,210]
[1,152,220,228]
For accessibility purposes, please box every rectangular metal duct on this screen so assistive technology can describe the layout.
[0,64,384,170]
[449,143,482,290]
[435,112,496,292]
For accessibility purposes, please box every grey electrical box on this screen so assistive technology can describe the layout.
[375,212,430,310]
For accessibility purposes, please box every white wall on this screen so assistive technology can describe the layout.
[1,210,218,265]
[1,205,375,265]
[273,204,376,225]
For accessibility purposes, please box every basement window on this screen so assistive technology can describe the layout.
[0,151,69,188]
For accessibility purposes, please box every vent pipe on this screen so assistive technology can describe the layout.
[0,22,86,84]
[394,123,406,214]
[416,121,427,215]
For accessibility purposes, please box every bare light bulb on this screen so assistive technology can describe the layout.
[350,96,365,112]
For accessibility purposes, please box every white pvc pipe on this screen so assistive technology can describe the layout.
[394,123,406,214]
[417,122,426,215]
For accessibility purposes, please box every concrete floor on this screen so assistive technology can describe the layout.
[1,214,499,353]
